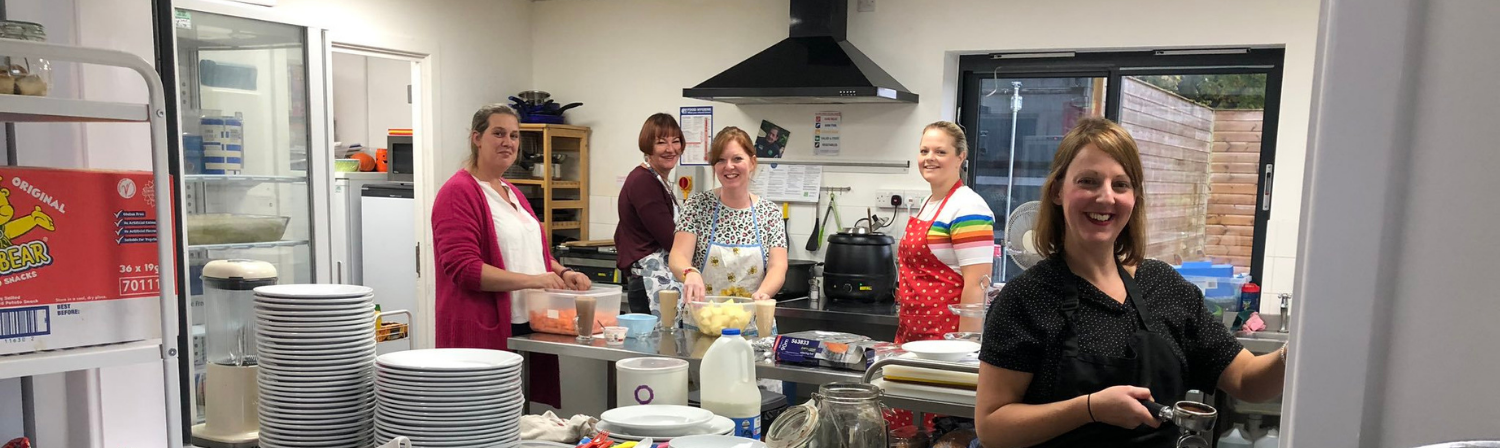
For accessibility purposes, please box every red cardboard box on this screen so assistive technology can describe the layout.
[0,167,162,356]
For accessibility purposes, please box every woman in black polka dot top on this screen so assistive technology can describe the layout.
[974,118,1288,448]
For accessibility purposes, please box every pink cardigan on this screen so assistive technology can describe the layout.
[432,169,560,405]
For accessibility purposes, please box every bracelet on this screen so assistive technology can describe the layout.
[1087,393,1096,423]
[682,267,701,278]
[1280,345,1288,362]
[558,268,575,276]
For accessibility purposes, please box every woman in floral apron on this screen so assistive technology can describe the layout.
[617,114,686,316]
[667,126,787,336]
[890,121,996,429]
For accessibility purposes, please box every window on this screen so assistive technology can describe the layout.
[958,49,1284,284]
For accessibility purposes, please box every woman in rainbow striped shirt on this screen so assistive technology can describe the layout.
[894,121,997,344]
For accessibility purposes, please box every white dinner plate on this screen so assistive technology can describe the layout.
[258,347,377,361]
[255,284,374,299]
[256,308,376,321]
[668,435,767,448]
[258,331,374,345]
[376,372,516,388]
[375,388,520,405]
[259,336,375,351]
[376,378,518,394]
[377,365,521,379]
[376,403,522,423]
[600,405,715,434]
[900,340,981,362]
[253,300,374,313]
[256,318,376,332]
[376,397,522,415]
[598,415,735,440]
[375,348,523,371]
[254,293,373,306]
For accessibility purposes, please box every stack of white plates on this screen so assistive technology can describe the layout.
[254,284,378,448]
[375,348,526,447]
[598,405,734,443]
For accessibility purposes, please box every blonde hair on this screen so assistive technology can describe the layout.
[465,104,521,169]
[923,121,969,156]
[1033,117,1148,266]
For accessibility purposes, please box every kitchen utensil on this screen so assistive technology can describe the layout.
[253,286,377,448]
[556,102,584,114]
[685,297,757,336]
[519,285,623,336]
[187,214,290,245]
[804,194,829,252]
[766,382,887,448]
[1139,400,1218,448]
[619,314,660,338]
[597,416,734,441]
[601,405,716,434]
[900,340,980,362]
[518,90,551,103]
[334,158,360,172]
[374,349,524,447]
[616,357,689,406]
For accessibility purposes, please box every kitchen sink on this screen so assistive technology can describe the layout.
[1237,331,1289,354]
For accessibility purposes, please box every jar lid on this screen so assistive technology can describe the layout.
[764,403,818,448]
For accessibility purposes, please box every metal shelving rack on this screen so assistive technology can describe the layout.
[0,39,183,446]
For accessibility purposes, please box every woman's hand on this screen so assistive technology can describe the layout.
[1088,386,1160,430]
[562,270,592,291]
[532,272,566,290]
[682,271,706,302]
[751,291,772,302]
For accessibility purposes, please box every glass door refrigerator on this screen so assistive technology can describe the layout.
[169,3,332,445]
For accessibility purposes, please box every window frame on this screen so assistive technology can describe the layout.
[957,48,1286,283]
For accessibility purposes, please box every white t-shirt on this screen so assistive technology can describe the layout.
[475,176,547,323]
[913,185,997,273]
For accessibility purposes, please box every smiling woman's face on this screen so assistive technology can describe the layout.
[472,113,521,171]
[918,128,964,185]
[714,140,754,190]
[1054,143,1136,248]
[648,132,682,173]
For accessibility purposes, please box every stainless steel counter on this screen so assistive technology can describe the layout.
[508,331,975,417]
[774,297,899,326]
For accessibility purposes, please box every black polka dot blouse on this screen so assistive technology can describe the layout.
[979,257,1244,400]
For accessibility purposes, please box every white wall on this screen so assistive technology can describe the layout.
[531,0,1320,312]
[1287,0,1500,446]
[269,0,533,179]
[331,52,414,153]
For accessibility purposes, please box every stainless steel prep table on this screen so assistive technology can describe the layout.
[508,331,975,417]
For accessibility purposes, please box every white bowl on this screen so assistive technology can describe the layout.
[600,405,715,434]
[901,340,981,362]
[669,435,767,448]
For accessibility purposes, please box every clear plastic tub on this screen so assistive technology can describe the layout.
[1183,275,1250,315]
[185,214,289,245]
[685,296,756,336]
[520,284,622,335]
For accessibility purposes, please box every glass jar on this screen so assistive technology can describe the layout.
[767,382,889,448]
[0,20,50,96]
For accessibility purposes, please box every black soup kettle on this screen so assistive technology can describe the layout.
[822,227,896,302]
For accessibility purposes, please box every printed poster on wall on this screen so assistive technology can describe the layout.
[749,164,823,203]
[813,111,841,156]
[679,106,713,166]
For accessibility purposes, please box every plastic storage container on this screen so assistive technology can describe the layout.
[185,214,290,245]
[521,284,622,335]
[685,296,756,336]
[616,357,688,406]
[1182,274,1250,315]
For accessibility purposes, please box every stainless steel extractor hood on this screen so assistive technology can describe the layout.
[683,0,918,104]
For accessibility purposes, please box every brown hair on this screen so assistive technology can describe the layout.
[708,126,756,166]
[465,104,521,169]
[1033,117,1148,266]
[638,113,686,156]
[923,121,969,156]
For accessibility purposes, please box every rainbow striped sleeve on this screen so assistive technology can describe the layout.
[928,215,996,268]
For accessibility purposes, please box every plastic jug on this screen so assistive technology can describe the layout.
[1254,428,1280,448]
[700,328,761,439]
[1219,425,1253,448]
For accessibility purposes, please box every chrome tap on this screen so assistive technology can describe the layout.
[1278,294,1291,333]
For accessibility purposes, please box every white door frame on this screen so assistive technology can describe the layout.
[328,32,440,351]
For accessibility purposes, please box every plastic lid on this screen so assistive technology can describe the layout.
[617,357,688,372]
[202,259,277,280]
[721,328,741,336]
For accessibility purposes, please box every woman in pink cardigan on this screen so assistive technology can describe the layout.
[431,104,591,407]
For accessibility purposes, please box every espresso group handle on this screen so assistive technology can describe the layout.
[1139,399,1166,422]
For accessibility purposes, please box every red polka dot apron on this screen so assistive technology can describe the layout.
[895,181,966,345]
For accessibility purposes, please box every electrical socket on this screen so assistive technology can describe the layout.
[876,190,927,208]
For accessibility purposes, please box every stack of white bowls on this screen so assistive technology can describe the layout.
[374,348,526,447]
[254,284,378,448]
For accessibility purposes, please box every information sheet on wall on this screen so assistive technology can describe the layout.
[814,111,841,156]
[679,106,712,166]
[750,164,822,203]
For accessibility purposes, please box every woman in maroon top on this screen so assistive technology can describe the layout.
[615,113,685,315]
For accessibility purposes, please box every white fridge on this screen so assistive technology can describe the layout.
[358,182,418,355]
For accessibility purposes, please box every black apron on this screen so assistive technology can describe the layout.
[1032,263,1189,448]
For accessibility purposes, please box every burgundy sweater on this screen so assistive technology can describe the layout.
[431,169,560,406]
[614,165,677,270]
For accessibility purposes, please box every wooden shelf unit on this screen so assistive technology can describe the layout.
[512,123,590,239]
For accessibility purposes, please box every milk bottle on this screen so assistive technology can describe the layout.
[699,328,761,438]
